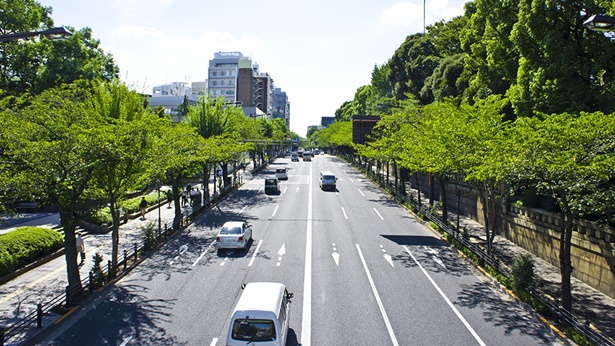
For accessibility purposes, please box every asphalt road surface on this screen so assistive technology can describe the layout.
[37,155,563,346]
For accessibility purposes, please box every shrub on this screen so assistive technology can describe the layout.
[0,227,64,276]
[140,221,158,251]
[512,254,535,291]
[89,252,106,289]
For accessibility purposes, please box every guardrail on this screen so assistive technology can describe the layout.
[0,182,238,345]
[359,163,614,346]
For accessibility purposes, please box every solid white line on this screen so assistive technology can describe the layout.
[373,208,384,220]
[209,337,218,346]
[358,189,365,196]
[272,204,279,217]
[248,239,263,266]
[302,161,313,346]
[341,207,348,219]
[356,244,399,346]
[403,246,486,346]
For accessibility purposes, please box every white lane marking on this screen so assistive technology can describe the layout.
[258,187,264,193]
[283,186,288,194]
[296,187,300,193]
[209,337,218,346]
[341,207,348,220]
[302,161,313,346]
[272,204,279,217]
[248,239,263,266]
[119,336,132,346]
[433,256,447,270]
[349,177,354,183]
[404,246,486,346]
[192,242,216,266]
[373,208,384,220]
[239,206,247,214]
[356,244,399,346]
[169,255,179,265]
[220,256,229,266]
[358,189,365,196]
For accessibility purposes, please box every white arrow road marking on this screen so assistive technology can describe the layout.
[332,243,340,266]
[404,246,486,346]
[380,245,394,268]
[296,187,300,193]
[179,243,188,254]
[356,244,399,346]
[433,256,446,269]
[272,204,279,217]
[277,244,286,266]
[373,208,384,220]
[341,207,348,219]
[358,189,365,196]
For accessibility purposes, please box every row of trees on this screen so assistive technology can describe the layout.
[0,79,294,293]
[309,1,615,316]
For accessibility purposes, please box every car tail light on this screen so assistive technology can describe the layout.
[238,236,243,242]
[216,236,221,242]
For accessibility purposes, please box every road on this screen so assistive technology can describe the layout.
[36,155,563,345]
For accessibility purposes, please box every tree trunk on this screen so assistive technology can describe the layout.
[109,198,120,279]
[439,176,448,223]
[60,209,82,292]
[559,191,574,314]
[478,187,492,257]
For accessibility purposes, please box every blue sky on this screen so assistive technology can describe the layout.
[42,0,467,136]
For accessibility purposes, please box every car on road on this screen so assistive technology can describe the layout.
[319,171,337,191]
[303,153,311,162]
[216,221,253,251]
[291,153,299,161]
[275,167,288,180]
[265,177,280,194]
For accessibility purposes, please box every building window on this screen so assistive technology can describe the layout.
[212,71,218,76]
[220,71,227,76]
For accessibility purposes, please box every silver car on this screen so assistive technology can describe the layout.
[216,221,253,251]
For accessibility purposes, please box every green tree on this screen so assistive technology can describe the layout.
[88,79,156,277]
[0,1,118,98]
[0,83,108,291]
[511,111,615,313]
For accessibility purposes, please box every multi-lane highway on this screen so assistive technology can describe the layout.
[39,154,563,345]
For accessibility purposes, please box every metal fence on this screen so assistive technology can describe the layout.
[361,164,614,346]
[0,182,237,345]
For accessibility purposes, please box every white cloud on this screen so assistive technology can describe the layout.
[379,2,423,27]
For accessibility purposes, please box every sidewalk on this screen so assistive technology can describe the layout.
[0,163,257,345]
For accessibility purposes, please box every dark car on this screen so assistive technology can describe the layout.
[265,177,280,194]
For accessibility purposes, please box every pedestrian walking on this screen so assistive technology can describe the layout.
[166,189,173,208]
[140,196,148,220]
[76,232,86,265]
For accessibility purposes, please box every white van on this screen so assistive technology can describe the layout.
[226,282,293,346]
[319,171,337,191]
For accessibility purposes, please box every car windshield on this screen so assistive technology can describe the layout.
[220,226,242,235]
[232,319,276,341]
[276,169,285,173]
[324,175,335,180]
[265,179,277,184]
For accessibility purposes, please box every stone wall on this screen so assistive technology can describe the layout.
[501,205,615,299]
[411,173,615,299]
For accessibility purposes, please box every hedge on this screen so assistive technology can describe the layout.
[0,226,64,277]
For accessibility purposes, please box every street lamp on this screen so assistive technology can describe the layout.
[0,27,72,42]
[584,14,615,32]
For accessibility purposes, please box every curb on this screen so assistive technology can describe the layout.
[0,248,65,286]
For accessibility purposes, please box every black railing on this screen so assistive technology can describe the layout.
[359,161,614,346]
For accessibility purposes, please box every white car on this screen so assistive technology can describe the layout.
[275,168,288,180]
[216,221,253,251]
